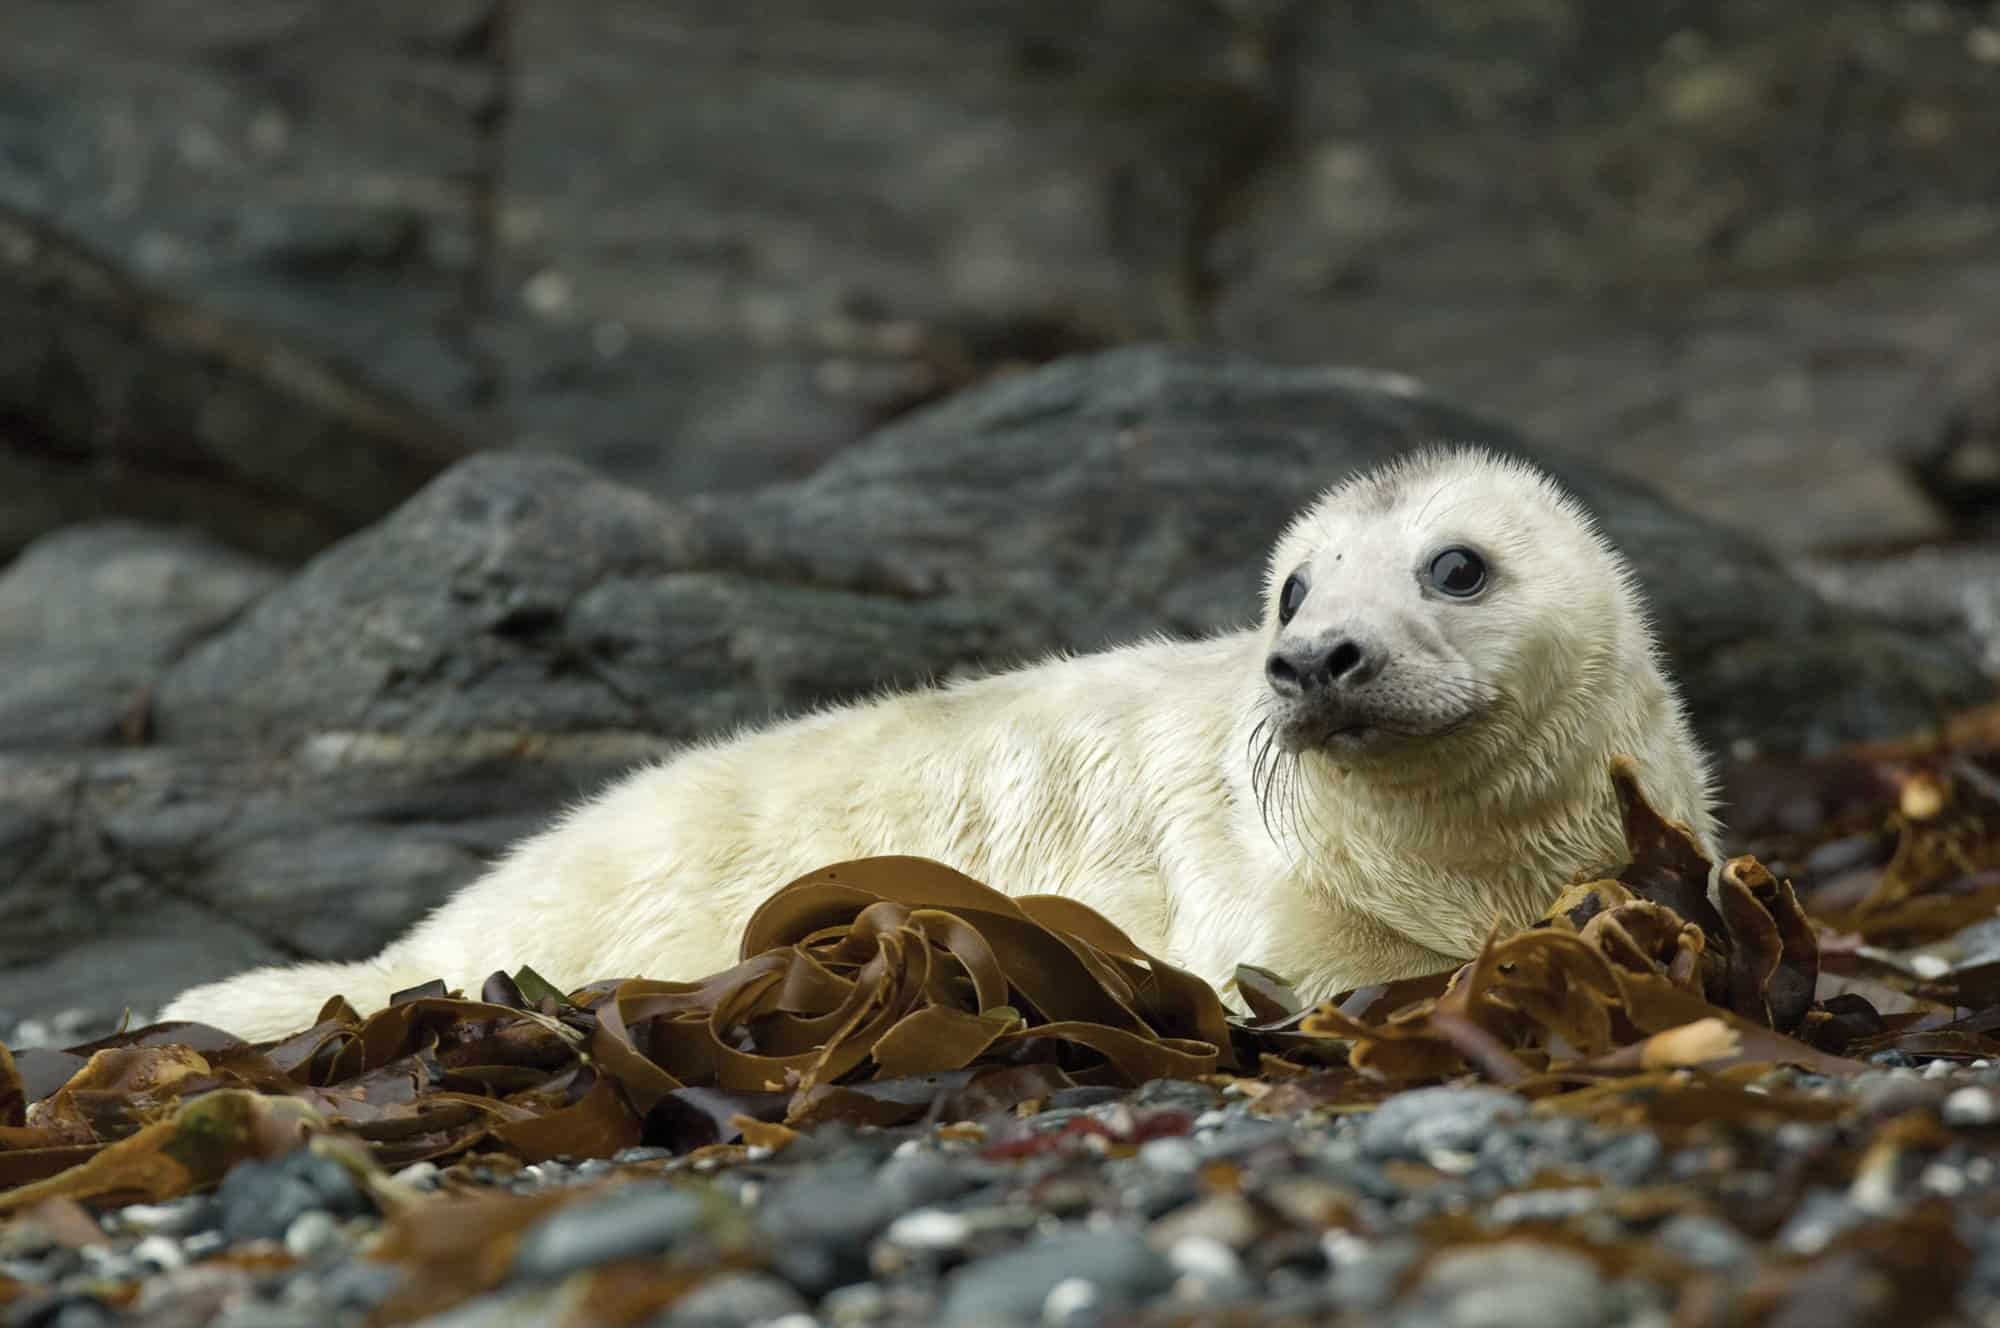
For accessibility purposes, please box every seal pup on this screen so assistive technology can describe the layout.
[163,446,1718,1040]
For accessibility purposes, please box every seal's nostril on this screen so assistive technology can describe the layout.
[1265,653,1302,694]
[1326,639,1364,680]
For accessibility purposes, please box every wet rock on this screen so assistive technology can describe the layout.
[213,1151,372,1245]
[761,1150,982,1294]
[937,1226,1174,1326]
[511,1183,710,1282]
[1655,1213,1753,1271]
[1400,1241,1624,1328]
[656,1271,811,1327]
[1359,1087,1528,1161]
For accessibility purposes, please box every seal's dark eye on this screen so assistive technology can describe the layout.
[1427,547,1487,598]
[1277,573,1308,625]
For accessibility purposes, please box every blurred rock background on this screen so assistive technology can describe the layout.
[3,0,1999,1020]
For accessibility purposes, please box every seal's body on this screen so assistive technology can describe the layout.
[164,448,1717,1041]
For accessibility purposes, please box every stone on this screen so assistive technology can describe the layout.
[0,522,279,749]
[0,205,469,563]
[1403,1241,1620,1328]
[511,1184,711,1282]
[655,1272,811,1327]
[937,1226,1174,1326]
[1359,1087,1527,1161]
[1654,1214,1753,1271]
[214,1150,371,1245]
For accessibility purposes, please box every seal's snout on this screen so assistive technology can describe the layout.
[1265,635,1380,696]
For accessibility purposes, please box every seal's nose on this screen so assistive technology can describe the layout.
[1265,637,1377,696]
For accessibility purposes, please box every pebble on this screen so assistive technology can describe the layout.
[1166,1233,1241,1282]
[1946,1086,2000,1126]
[658,1271,811,1326]
[1359,1087,1526,1160]
[511,1183,710,1281]
[215,1150,372,1243]
[1135,1137,1200,1174]
[937,1226,1173,1325]
[1410,1241,1620,1328]
[392,1160,443,1191]
[283,1210,340,1258]
[1654,1213,1752,1270]
[130,1235,187,1272]
[883,1208,972,1251]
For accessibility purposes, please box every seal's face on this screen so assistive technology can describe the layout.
[1257,448,1629,777]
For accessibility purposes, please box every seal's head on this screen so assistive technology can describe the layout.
[1256,446,1653,784]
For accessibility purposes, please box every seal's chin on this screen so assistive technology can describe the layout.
[1274,702,1471,759]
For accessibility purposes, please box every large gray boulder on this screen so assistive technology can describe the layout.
[1,349,1986,1020]
[6,2,1997,553]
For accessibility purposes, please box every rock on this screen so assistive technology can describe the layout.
[0,205,470,563]
[1359,1087,1527,1161]
[656,1272,811,1327]
[0,523,279,748]
[1401,1241,1625,1328]
[282,1210,341,1259]
[213,1150,372,1245]
[1945,1086,2000,1127]
[8,4,2000,559]
[937,1226,1174,1326]
[511,1184,712,1282]
[3,348,1989,1020]
[1798,544,2000,678]
[761,1151,982,1293]
[1654,1214,1752,1271]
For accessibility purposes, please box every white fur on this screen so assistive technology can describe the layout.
[162,447,1718,1040]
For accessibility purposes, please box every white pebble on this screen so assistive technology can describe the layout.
[1945,1086,2000,1126]
[132,1235,187,1271]
[1910,954,1951,979]
[1168,1234,1241,1281]
[284,1210,339,1258]
[393,1161,441,1190]
[1923,1162,1968,1196]
[1137,1137,1200,1174]
[1042,1276,1100,1323]
[884,1209,970,1250]
[116,1203,196,1235]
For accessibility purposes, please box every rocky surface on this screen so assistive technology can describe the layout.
[2,1067,1996,1327]
[0,347,1988,1025]
[5,2,2000,553]
[0,205,471,563]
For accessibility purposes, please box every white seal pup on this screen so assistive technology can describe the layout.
[163,446,1718,1041]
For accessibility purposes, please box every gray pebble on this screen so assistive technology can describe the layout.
[216,1150,371,1243]
[1654,1213,1752,1270]
[512,1183,710,1281]
[1360,1088,1526,1161]
[656,1271,811,1326]
[1777,1190,1866,1256]
[614,1146,676,1164]
[937,1225,1173,1326]
[1407,1241,1615,1328]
